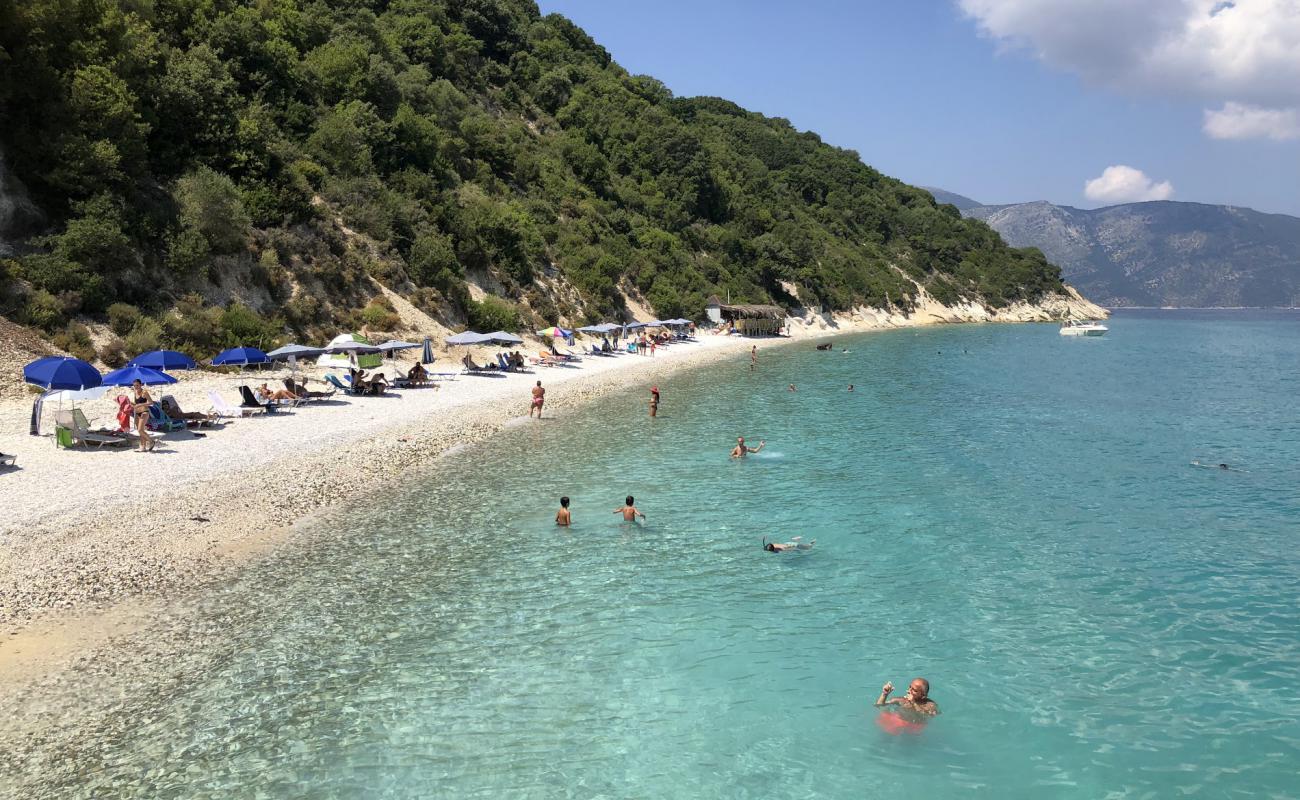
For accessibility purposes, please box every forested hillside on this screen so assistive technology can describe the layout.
[0,0,1065,361]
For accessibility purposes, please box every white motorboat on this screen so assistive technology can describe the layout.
[1059,320,1108,337]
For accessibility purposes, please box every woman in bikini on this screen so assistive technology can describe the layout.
[131,379,154,452]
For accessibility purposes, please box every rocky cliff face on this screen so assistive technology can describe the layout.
[962,200,1300,307]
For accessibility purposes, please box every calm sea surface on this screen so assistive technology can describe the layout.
[10,309,1300,798]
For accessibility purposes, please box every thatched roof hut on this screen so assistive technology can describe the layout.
[705,297,787,334]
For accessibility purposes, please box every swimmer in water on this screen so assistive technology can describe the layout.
[613,495,645,522]
[555,496,571,526]
[788,384,796,392]
[848,384,854,391]
[731,436,765,458]
[1191,460,1247,472]
[762,536,814,552]
[875,678,939,716]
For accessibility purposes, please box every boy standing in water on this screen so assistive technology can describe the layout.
[556,496,571,526]
[614,496,646,522]
[649,386,660,417]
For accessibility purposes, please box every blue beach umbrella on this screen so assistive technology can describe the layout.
[22,356,102,391]
[129,349,197,371]
[101,365,177,386]
[212,346,270,366]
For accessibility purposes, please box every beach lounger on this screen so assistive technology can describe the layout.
[54,411,133,449]
[147,403,187,432]
[0,452,17,468]
[161,395,217,427]
[327,373,379,396]
[71,408,148,441]
[238,385,280,412]
[208,390,262,418]
[284,378,335,401]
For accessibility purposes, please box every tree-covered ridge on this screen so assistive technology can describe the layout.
[0,0,1064,356]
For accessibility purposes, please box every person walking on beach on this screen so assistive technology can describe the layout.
[131,379,154,452]
[875,678,939,716]
[649,386,660,417]
[731,436,765,458]
[530,380,545,418]
[614,495,646,522]
[556,496,571,526]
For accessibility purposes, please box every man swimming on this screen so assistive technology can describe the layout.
[556,496,571,526]
[730,436,765,458]
[762,536,814,552]
[875,678,939,716]
[613,495,645,522]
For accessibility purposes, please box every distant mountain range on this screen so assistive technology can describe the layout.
[923,189,1300,307]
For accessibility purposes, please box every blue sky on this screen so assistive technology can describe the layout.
[537,0,1300,216]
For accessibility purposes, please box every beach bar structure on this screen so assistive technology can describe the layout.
[705,295,787,335]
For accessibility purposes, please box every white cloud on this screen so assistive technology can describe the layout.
[959,0,1300,139]
[1083,166,1175,203]
[1203,101,1300,140]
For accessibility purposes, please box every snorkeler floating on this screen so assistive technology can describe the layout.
[762,536,814,552]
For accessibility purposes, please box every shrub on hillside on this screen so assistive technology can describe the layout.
[219,302,282,348]
[357,296,401,331]
[467,295,520,332]
[19,289,65,332]
[106,302,142,336]
[52,322,96,362]
[160,294,224,352]
[175,167,251,255]
[123,316,163,356]
[98,337,128,367]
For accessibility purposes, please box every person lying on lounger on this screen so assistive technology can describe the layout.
[257,383,299,402]
[161,395,217,422]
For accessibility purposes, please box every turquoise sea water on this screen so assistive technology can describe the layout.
[11,310,1300,798]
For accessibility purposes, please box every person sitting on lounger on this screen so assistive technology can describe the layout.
[463,354,485,371]
[407,363,428,383]
[512,351,526,369]
[348,368,376,393]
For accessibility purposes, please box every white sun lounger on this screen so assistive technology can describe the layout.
[53,410,134,448]
[208,390,263,418]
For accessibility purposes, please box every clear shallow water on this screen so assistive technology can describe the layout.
[11,310,1300,798]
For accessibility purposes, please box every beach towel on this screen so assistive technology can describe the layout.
[116,395,134,431]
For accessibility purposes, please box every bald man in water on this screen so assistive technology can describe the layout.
[730,436,765,458]
[875,678,939,716]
